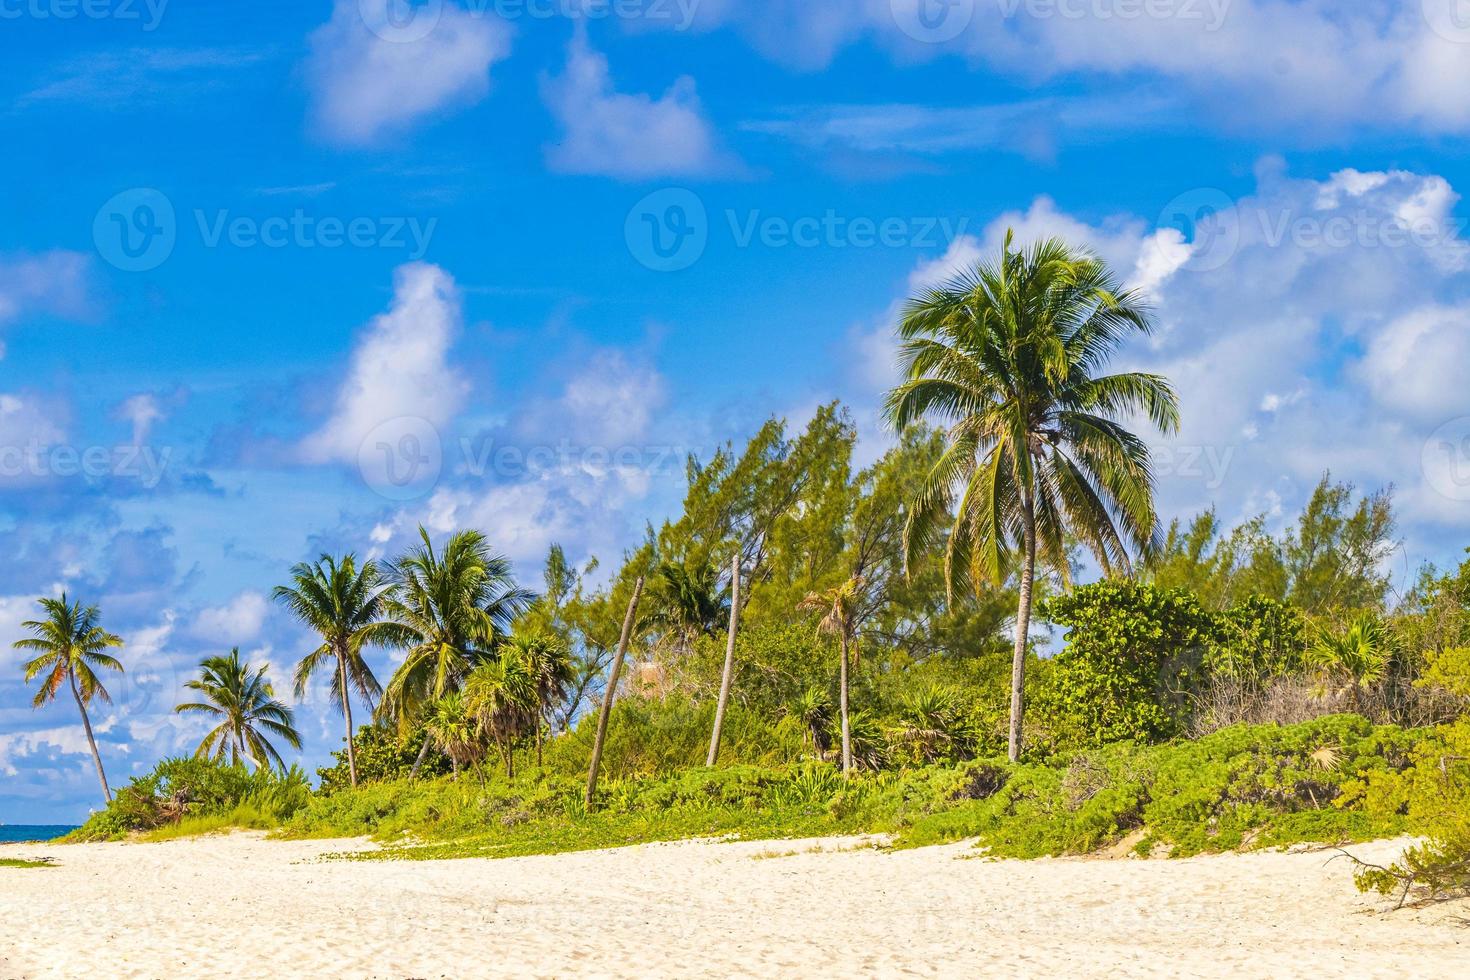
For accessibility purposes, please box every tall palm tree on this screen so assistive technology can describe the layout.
[273,553,393,788]
[504,630,573,767]
[15,595,124,802]
[377,527,534,770]
[174,648,302,771]
[798,577,865,777]
[885,232,1179,761]
[1309,614,1392,714]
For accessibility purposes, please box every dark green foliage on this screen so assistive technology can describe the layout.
[1207,595,1309,682]
[68,757,311,840]
[1034,581,1220,747]
[900,716,1416,858]
[316,723,448,794]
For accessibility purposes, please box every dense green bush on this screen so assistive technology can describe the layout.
[316,722,449,794]
[1033,582,1220,748]
[68,757,312,841]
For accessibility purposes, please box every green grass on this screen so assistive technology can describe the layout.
[281,716,1423,863]
[140,805,281,842]
[0,857,54,869]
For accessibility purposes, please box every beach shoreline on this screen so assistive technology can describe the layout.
[0,833,1463,978]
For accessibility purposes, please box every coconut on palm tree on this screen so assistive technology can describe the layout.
[377,527,534,773]
[273,553,393,787]
[174,648,302,771]
[15,594,124,802]
[885,232,1179,761]
[798,577,865,776]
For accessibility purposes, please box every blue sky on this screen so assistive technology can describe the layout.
[5,0,1470,823]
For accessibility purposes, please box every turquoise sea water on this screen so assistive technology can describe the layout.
[0,825,76,843]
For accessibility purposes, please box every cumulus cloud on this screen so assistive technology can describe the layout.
[542,31,734,179]
[306,0,512,146]
[0,250,94,352]
[300,262,469,465]
[677,1,1470,137]
[191,591,269,643]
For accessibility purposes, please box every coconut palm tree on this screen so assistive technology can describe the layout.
[1309,614,1392,713]
[504,630,573,767]
[15,595,124,802]
[885,232,1179,761]
[377,528,533,727]
[272,553,393,788]
[798,577,865,777]
[174,648,302,771]
[377,527,534,774]
[464,653,536,777]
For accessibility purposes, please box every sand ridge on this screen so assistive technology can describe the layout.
[0,834,1464,978]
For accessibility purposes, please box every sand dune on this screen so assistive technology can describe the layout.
[0,834,1463,978]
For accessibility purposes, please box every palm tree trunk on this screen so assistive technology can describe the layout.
[585,576,644,809]
[409,735,432,779]
[339,653,358,788]
[1008,502,1038,763]
[839,635,852,777]
[706,554,742,767]
[69,672,110,803]
[536,714,543,768]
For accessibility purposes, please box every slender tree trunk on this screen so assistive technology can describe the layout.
[706,555,742,767]
[409,735,432,779]
[585,576,644,809]
[536,714,544,768]
[839,635,852,777]
[69,672,110,803]
[339,651,358,788]
[506,739,515,779]
[1008,503,1038,763]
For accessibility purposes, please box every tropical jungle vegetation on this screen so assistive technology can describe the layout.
[17,236,1467,905]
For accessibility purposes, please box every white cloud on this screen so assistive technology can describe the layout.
[0,251,93,333]
[300,262,469,464]
[191,591,269,643]
[542,31,733,179]
[676,2,1470,136]
[1357,305,1470,423]
[306,0,512,146]
[115,394,166,445]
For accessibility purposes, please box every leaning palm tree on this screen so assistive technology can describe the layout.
[1308,614,1392,714]
[885,232,1179,761]
[174,649,302,771]
[798,577,865,777]
[273,553,393,788]
[377,527,534,772]
[15,594,124,802]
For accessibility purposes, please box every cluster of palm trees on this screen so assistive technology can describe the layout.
[17,232,1189,801]
[13,528,572,800]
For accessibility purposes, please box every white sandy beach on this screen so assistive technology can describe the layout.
[0,834,1463,979]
